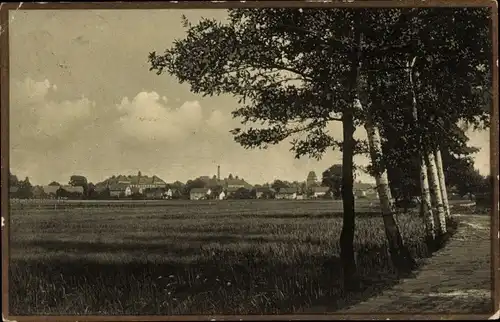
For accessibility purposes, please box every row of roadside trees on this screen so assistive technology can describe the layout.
[148,6,494,289]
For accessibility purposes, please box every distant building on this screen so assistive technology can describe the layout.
[98,171,167,192]
[275,188,297,200]
[190,188,212,200]
[109,183,128,198]
[255,187,275,199]
[164,188,174,199]
[296,194,305,200]
[218,191,226,200]
[42,185,60,197]
[143,187,165,199]
[41,185,84,198]
[94,184,109,194]
[32,186,45,199]
[312,186,330,198]
[225,186,240,198]
[9,186,19,197]
[61,185,84,195]
[353,182,376,198]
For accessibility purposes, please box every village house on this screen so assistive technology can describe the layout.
[190,187,212,200]
[125,186,141,197]
[296,194,305,200]
[164,188,174,199]
[275,188,297,200]
[312,186,330,199]
[255,187,275,199]
[143,187,165,199]
[354,182,376,198]
[126,172,167,190]
[61,186,84,195]
[42,185,60,198]
[109,183,128,198]
[9,186,19,198]
[218,190,226,200]
[40,185,84,198]
[32,186,46,199]
[225,186,241,198]
[100,171,167,193]
[225,177,251,189]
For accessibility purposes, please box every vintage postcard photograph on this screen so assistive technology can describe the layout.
[1,1,498,319]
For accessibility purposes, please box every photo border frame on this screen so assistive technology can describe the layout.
[1,0,498,320]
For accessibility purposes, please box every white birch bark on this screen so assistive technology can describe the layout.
[426,152,447,235]
[408,57,436,241]
[419,156,436,240]
[363,110,395,217]
[435,148,451,218]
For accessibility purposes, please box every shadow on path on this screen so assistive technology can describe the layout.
[328,213,492,314]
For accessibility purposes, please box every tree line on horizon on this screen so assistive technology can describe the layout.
[8,169,351,200]
[148,7,494,288]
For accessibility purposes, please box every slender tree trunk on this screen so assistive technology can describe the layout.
[408,57,436,242]
[363,109,416,273]
[339,18,361,291]
[340,107,358,291]
[426,152,447,235]
[434,148,451,218]
[419,155,435,240]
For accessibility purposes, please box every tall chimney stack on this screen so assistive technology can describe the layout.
[217,165,220,181]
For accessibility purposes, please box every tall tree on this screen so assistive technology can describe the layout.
[271,180,290,191]
[87,182,98,199]
[17,177,33,199]
[183,178,207,196]
[322,164,343,199]
[9,171,19,187]
[69,175,89,196]
[306,171,318,187]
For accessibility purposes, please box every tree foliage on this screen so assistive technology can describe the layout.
[16,177,33,199]
[149,9,387,159]
[9,171,19,186]
[322,164,343,198]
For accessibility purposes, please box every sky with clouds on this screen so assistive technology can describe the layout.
[8,9,491,186]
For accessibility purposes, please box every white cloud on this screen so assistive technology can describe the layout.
[116,91,203,142]
[10,78,94,141]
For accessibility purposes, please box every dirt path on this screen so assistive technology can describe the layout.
[339,213,492,314]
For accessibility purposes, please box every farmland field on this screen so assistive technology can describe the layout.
[9,199,456,315]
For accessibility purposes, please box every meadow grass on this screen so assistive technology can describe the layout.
[9,200,457,315]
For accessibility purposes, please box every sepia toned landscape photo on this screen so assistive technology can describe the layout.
[2,2,496,317]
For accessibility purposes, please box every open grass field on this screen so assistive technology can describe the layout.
[9,199,456,315]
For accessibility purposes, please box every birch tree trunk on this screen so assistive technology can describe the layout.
[426,152,447,235]
[363,103,416,273]
[434,148,451,218]
[408,57,436,242]
[419,156,436,240]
